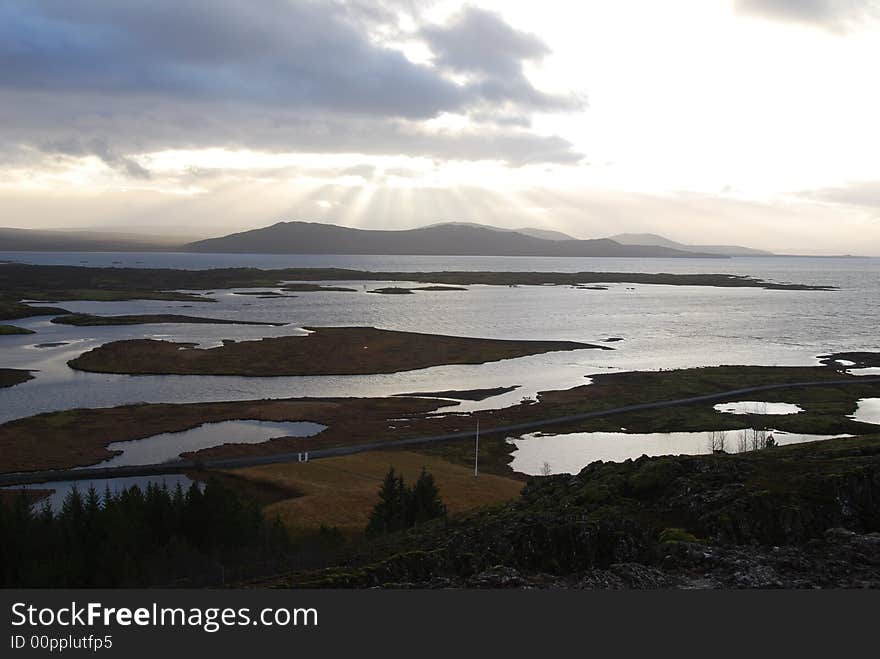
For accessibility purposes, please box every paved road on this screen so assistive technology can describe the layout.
[2,376,879,487]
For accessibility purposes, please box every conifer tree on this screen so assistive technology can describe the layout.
[408,468,447,526]
[366,467,406,536]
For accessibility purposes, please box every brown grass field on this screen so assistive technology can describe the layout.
[227,450,524,537]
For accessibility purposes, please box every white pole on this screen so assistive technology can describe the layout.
[474,418,480,478]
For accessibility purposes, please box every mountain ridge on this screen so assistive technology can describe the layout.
[183,221,724,258]
[610,232,773,257]
[423,222,576,241]
[0,222,771,258]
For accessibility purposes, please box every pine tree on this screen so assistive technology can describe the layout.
[366,467,406,536]
[408,467,447,526]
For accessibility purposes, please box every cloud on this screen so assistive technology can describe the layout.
[340,164,378,179]
[0,1,583,169]
[800,180,880,209]
[38,137,151,179]
[0,94,582,167]
[422,7,582,111]
[0,0,465,119]
[735,0,880,31]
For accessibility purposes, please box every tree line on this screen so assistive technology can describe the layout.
[0,480,289,587]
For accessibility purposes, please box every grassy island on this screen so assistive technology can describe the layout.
[67,326,603,377]
[0,369,33,389]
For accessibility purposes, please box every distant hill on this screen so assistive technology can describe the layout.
[513,227,576,241]
[183,221,723,258]
[424,222,575,241]
[0,228,184,252]
[610,233,773,257]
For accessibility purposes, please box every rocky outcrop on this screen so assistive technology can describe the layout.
[291,436,880,588]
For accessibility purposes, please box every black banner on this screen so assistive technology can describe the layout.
[1,589,876,657]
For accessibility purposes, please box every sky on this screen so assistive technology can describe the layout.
[1,0,880,253]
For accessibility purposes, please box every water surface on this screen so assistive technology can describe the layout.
[3,254,879,424]
[714,401,803,415]
[508,429,850,475]
[4,474,196,512]
[94,419,327,468]
[2,252,879,485]
[850,398,880,425]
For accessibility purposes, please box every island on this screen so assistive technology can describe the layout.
[66,327,605,376]
[51,313,285,327]
[0,325,35,335]
[282,283,358,292]
[0,369,33,389]
[368,285,468,294]
[393,386,520,401]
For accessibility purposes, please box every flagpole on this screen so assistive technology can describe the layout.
[474,418,480,478]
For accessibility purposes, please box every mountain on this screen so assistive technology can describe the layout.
[513,227,576,241]
[0,228,185,252]
[610,233,773,257]
[183,221,724,258]
[424,221,575,241]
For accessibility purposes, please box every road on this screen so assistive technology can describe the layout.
[1,376,878,487]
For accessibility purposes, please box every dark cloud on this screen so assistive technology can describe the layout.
[38,137,151,179]
[0,0,465,119]
[0,1,583,168]
[0,93,582,166]
[422,7,581,111]
[423,7,548,77]
[735,0,879,31]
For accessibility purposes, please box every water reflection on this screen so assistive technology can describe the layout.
[95,419,327,467]
[5,474,196,512]
[508,429,850,475]
[713,401,803,415]
[850,398,880,425]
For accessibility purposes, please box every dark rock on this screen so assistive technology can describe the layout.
[467,566,531,588]
[292,437,880,589]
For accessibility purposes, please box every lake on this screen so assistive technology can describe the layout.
[2,251,879,485]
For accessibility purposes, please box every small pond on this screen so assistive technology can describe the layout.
[508,429,850,475]
[847,368,880,376]
[713,401,803,415]
[94,419,327,468]
[850,398,880,425]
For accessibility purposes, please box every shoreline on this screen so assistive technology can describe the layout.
[4,362,880,477]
